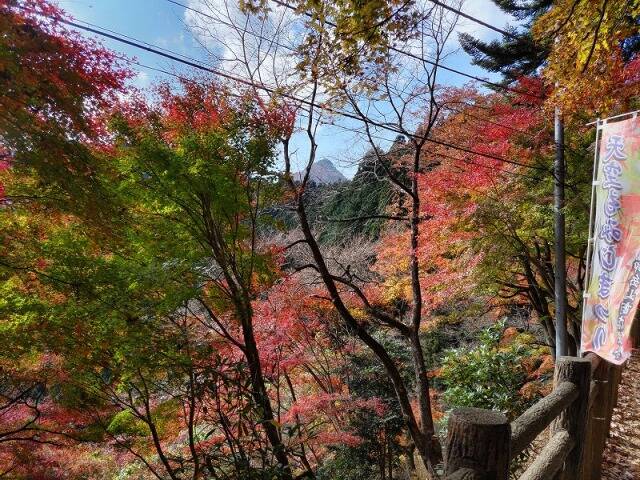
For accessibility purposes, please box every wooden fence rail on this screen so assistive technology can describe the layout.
[443,354,623,480]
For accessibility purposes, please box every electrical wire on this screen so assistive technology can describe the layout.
[163,0,541,99]
[14,3,550,173]
[427,0,519,40]
[267,0,543,100]
[164,0,299,55]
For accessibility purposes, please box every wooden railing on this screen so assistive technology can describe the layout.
[443,354,623,480]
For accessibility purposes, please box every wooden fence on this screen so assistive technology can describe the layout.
[443,354,623,480]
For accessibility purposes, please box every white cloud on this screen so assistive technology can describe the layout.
[132,70,150,89]
[179,0,513,176]
[184,0,304,93]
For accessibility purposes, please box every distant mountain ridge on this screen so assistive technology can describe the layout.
[294,159,347,185]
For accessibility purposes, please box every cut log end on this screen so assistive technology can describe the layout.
[450,408,510,427]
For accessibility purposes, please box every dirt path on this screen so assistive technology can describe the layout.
[601,349,640,480]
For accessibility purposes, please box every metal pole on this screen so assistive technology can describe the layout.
[554,106,568,358]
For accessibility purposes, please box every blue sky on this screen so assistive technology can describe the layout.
[59,0,513,177]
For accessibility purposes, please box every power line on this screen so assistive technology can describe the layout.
[268,0,542,100]
[164,0,533,119]
[440,151,544,182]
[165,0,540,99]
[163,0,544,115]
[18,4,548,173]
[443,104,536,137]
[171,0,578,183]
[47,17,287,94]
[75,17,231,68]
[113,77,577,191]
[72,13,550,171]
[333,122,544,183]
[93,4,544,146]
[163,0,551,152]
[427,0,519,40]
[41,53,551,188]
[164,0,299,55]
[442,102,586,158]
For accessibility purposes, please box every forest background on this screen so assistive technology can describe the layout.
[0,0,639,479]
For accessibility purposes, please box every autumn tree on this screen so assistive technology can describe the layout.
[0,0,129,219]
[455,0,640,355]
[4,0,638,478]
[533,0,640,113]
[2,64,392,477]
[185,1,468,476]
[2,1,412,476]
[0,1,128,473]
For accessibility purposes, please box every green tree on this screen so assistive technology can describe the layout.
[321,137,409,242]
[459,0,552,82]
[317,334,414,480]
[0,79,295,478]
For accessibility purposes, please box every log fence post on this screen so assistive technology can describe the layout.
[442,354,623,480]
[444,407,510,480]
[583,359,623,480]
[551,356,591,480]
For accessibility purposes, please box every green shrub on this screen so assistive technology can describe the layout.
[107,409,149,437]
[439,321,538,420]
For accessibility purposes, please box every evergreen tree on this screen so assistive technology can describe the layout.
[458,0,552,81]
[460,0,639,84]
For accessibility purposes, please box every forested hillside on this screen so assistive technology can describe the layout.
[0,0,639,479]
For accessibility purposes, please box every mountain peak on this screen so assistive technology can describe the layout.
[294,159,347,185]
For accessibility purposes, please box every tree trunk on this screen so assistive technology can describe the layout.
[410,334,441,463]
[293,197,440,478]
[541,315,557,353]
[239,307,292,479]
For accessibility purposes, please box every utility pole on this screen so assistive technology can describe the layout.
[554,105,568,358]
